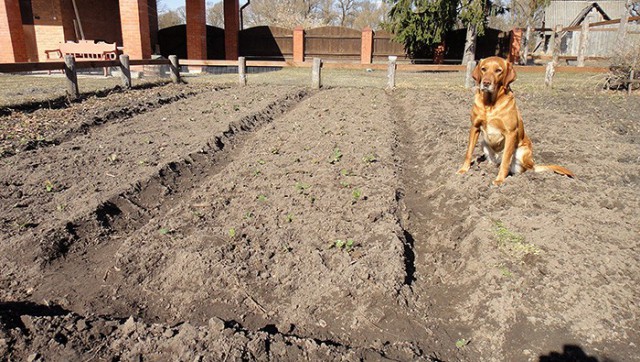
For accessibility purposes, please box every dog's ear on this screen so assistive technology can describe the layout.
[504,61,517,88]
[472,60,482,84]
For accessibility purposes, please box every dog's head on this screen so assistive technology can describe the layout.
[472,57,516,94]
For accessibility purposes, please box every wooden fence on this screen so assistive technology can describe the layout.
[529,15,640,64]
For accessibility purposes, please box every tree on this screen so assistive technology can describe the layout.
[158,7,186,29]
[207,1,224,27]
[383,0,458,58]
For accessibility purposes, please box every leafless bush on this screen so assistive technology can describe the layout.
[605,38,640,90]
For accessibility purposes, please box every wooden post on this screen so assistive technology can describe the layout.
[552,25,562,65]
[119,54,131,88]
[545,61,555,89]
[629,53,638,96]
[465,60,477,89]
[387,56,397,89]
[577,20,589,67]
[64,55,79,100]
[238,57,247,86]
[169,55,180,84]
[522,25,531,65]
[547,28,556,54]
[617,0,632,45]
[311,57,322,89]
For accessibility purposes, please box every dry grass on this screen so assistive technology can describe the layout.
[0,66,615,108]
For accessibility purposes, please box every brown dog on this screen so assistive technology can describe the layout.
[456,56,574,186]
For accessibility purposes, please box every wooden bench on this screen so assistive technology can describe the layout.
[45,40,119,76]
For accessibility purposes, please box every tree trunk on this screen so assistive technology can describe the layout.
[462,24,477,65]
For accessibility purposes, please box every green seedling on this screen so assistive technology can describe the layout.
[228,228,236,238]
[498,265,513,277]
[340,180,350,188]
[333,239,355,251]
[362,154,378,163]
[257,194,268,202]
[455,339,469,348]
[244,211,254,219]
[254,169,261,176]
[329,148,342,164]
[352,188,362,202]
[44,180,54,192]
[56,204,66,212]
[233,104,240,111]
[107,153,118,163]
[285,213,294,223]
[257,159,266,165]
[159,228,170,235]
[494,221,541,258]
[295,182,311,194]
[271,148,280,155]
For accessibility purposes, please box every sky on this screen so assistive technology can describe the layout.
[160,0,185,11]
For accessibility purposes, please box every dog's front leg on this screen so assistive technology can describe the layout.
[457,125,480,174]
[493,131,517,186]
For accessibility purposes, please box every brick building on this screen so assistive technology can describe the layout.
[0,0,240,63]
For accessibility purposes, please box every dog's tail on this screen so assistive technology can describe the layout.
[534,164,575,178]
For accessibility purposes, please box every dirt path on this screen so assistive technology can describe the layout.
[1,81,639,361]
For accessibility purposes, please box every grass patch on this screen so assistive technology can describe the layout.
[494,220,541,259]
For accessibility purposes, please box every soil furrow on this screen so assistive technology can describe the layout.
[38,89,310,263]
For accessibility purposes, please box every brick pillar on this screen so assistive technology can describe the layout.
[119,0,152,60]
[223,0,239,60]
[0,0,28,62]
[293,26,304,63]
[361,27,373,64]
[186,0,206,72]
[509,28,522,64]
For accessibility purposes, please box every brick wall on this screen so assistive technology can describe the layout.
[0,0,28,62]
[119,0,151,59]
[21,0,65,62]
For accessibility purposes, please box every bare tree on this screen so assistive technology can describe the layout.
[337,0,359,27]
[243,0,325,28]
[352,0,388,30]
[207,1,224,27]
[158,6,186,29]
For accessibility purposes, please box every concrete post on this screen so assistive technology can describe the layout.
[387,56,397,90]
[238,56,247,86]
[311,58,322,89]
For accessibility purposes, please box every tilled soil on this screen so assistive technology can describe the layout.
[0,80,638,361]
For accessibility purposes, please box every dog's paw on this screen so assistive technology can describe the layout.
[456,167,469,175]
[492,179,505,186]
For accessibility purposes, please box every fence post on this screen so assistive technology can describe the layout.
[547,27,555,54]
[169,55,180,84]
[552,25,562,65]
[119,54,131,88]
[617,0,632,45]
[238,57,247,86]
[545,61,555,89]
[577,20,589,67]
[387,56,397,90]
[465,60,477,89]
[64,54,79,100]
[311,58,322,89]
[522,25,531,65]
[629,53,638,96]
